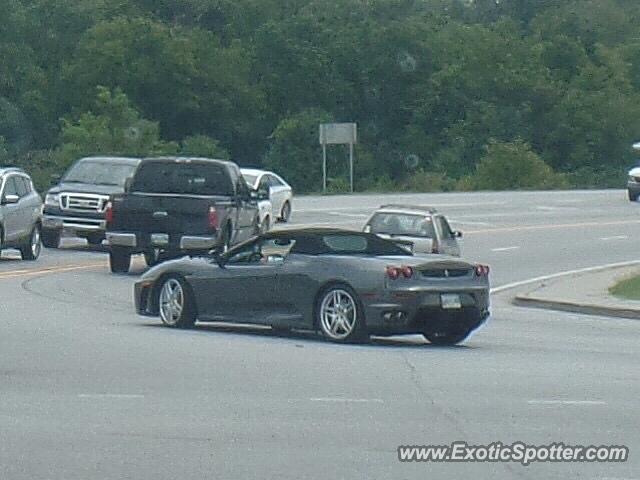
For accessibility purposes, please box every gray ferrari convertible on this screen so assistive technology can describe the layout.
[134,228,491,345]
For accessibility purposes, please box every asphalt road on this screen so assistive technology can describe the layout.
[1,189,638,480]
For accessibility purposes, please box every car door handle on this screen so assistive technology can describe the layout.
[153,211,169,219]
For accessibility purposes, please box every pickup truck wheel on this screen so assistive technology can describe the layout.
[158,276,196,328]
[144,249,161,267]
[109,247,131,274]
[629,190,638,202]
[220,225,232,253]
[260,216,271,234]
[20,226,42,261]
[41,229,61,249]
[280,201,291,223]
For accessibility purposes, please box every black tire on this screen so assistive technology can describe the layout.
[316,283,367,343]
[109,247,132,274]
[144,249,161,267]
[86,233,104,246]
[423,331,470,346]
[41,229,61,249]
[260,216,271,234]
[20,225,42,261]
[157,276,196,329]
[220,224,232,253]
[629,190,638,202]
[280,201,291,223]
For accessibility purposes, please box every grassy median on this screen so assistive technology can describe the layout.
[610,274,640,300]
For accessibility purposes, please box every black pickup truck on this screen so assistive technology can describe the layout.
[106,157,265,273]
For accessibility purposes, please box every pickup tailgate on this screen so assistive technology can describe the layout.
[110,193,229,235]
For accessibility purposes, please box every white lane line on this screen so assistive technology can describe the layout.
[528,400,606,406]
[296,201,507,213]
[328,212,369,218]
[491,246,520,252]
[310,397,384,404]
[491,260,640,294]
[600,235,629,241]
[78,394,145,399]
[449,220,492,226]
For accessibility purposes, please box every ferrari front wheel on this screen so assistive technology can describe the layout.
[317,285,366,343]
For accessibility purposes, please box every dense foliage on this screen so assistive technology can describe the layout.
[2,0,640,192]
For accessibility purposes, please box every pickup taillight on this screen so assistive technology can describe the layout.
[105,201,113,225]
[208,207,219,230]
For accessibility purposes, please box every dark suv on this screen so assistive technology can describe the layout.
[42,156,141,248]
[0,168,43,260]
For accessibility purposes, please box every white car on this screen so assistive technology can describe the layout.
[241,168,293,223]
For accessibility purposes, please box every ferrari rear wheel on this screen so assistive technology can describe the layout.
[424,331,470,346]
[158,276,196,329]
[317,285,365,343]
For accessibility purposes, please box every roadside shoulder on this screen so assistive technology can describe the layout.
[513,264,640,320]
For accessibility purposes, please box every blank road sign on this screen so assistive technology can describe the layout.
[319,123,357,145]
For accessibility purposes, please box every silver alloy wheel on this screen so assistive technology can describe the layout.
[31,228,41,258]
[159,278,184,326]
[319,288,357,340]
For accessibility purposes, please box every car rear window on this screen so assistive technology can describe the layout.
[131,162,233,195]
[368,212,436,238]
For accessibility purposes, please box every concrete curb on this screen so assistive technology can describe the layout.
[513,295,640,320]
[513,263,640,320]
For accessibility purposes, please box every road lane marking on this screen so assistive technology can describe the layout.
[78,394,145,399]
[328,212,369,218]
[529,400,606,405]
[466,219,640,235]
[600,235,629,241]
[449,220,492,226]
[0,262,106,280]
[491,260,640,294]
[491,246,520,252]
[310,397,384,404]
[296,201,507,213]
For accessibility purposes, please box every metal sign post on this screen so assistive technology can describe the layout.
[319,123,358,193]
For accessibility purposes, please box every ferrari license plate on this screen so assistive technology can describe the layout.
[151,233,169,246]
[441,294,462,310]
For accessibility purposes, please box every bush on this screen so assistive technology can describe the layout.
[473,139,568,190]
[402,170,456,192]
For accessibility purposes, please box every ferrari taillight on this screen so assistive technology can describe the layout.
[387,265,414,280]
[475,264,490,277]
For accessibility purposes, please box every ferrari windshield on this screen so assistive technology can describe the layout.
[286,232,412,256]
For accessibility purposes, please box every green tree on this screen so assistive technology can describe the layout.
[56,86,174,170]
[264,109,333,193]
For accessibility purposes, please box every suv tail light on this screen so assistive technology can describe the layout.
[105,202,113,225]
[387,265,414,280]
[208,207,219,230]
[475,264,490,277]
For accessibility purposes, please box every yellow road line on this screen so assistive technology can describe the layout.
[465,219,640,235]
[0,262,106,280]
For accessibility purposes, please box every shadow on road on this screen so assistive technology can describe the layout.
[138,322,472,350]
